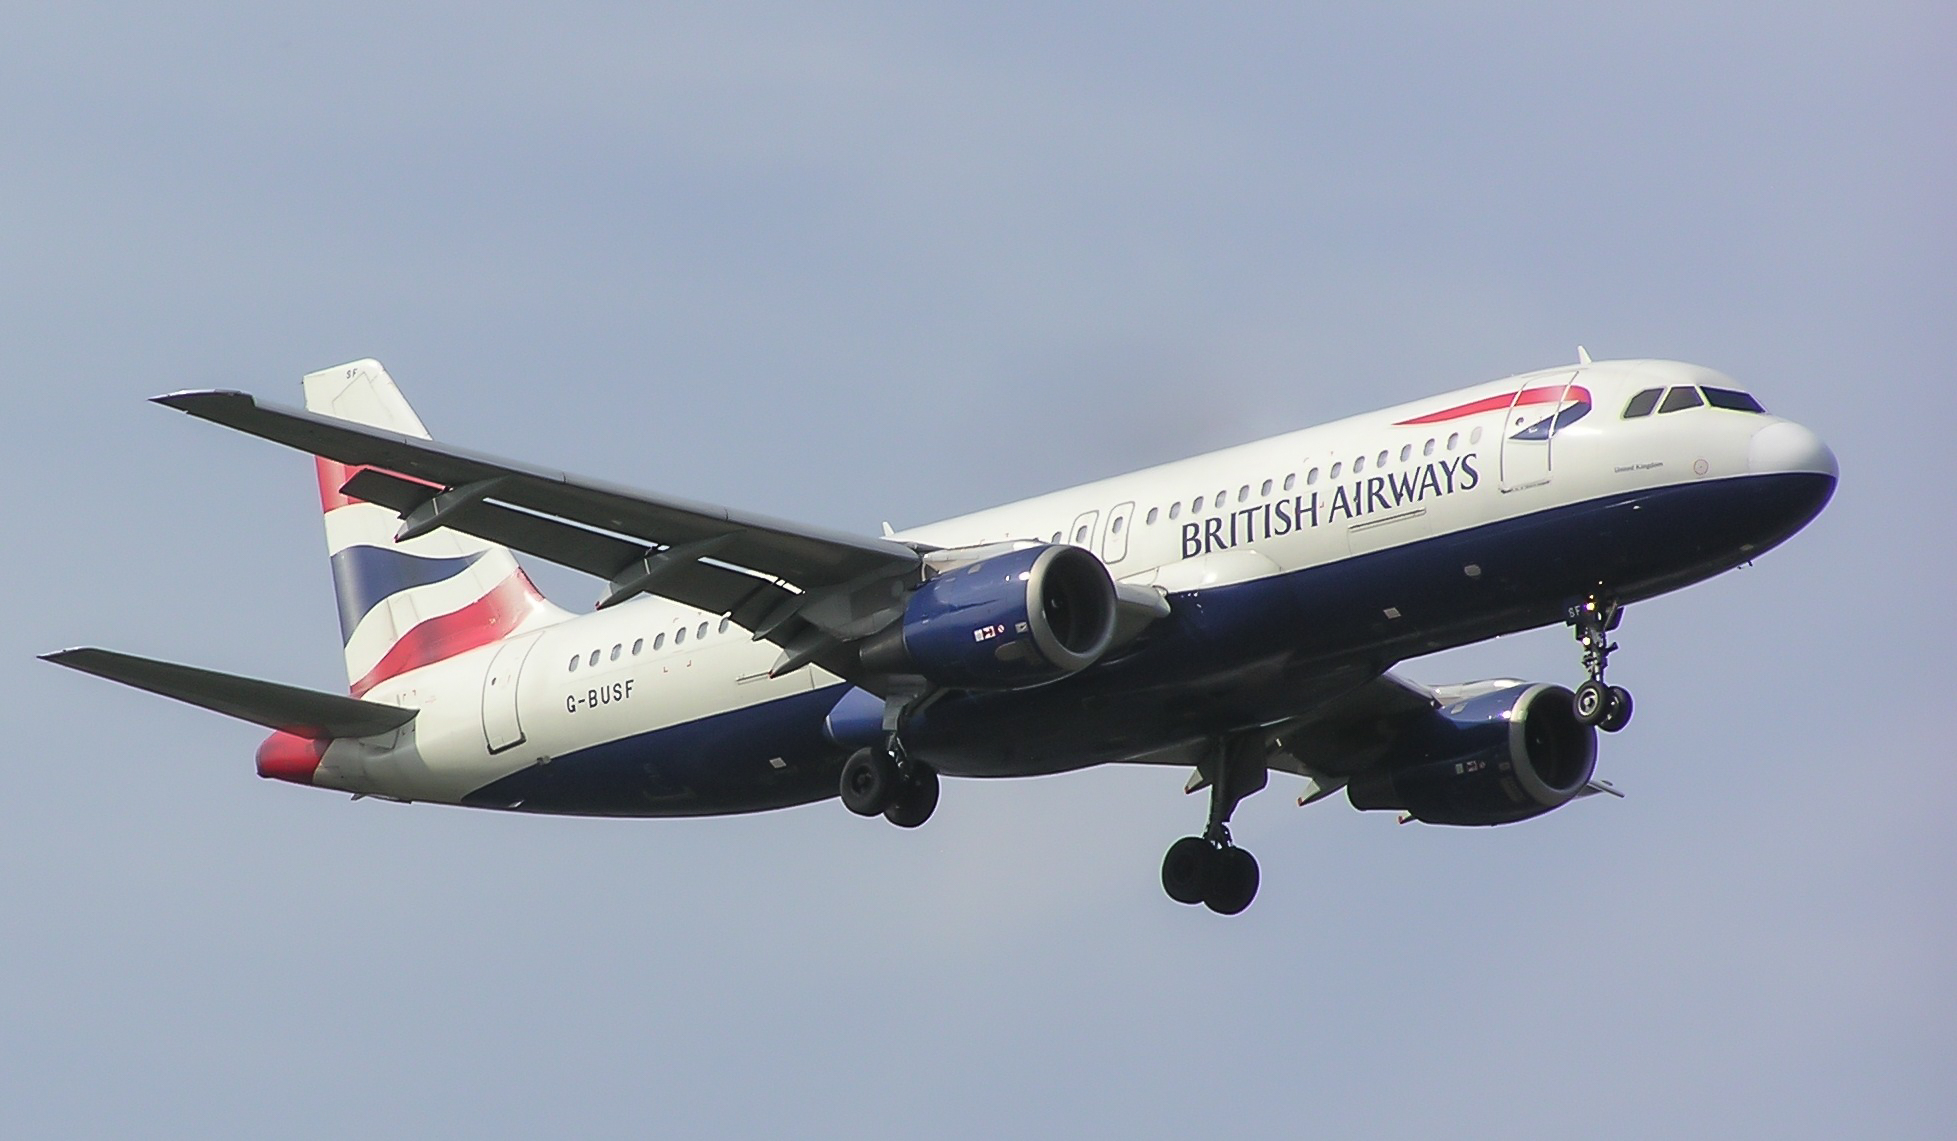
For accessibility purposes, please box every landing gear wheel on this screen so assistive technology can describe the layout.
[1160,734,1270,913]
[1161,836,1211,905]
[1573,679,1610,727]
[1203,846,1260,915]
[839,747,899,816]
[883,764,940,828]
[1599,685,1634,734]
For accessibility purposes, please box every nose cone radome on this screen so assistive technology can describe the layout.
[1750,420,1839,480]
[256,731,327,784]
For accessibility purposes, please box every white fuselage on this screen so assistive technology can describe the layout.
[313,358,1833,807]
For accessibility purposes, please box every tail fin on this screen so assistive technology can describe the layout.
[305,360,569,696]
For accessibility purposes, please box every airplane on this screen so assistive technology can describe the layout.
[43,351,1837,914]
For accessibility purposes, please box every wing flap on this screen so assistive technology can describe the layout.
[341,468,806,633]
[42,648,416,739]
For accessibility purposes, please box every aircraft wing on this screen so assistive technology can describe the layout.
[1266,672,1440,772]
[156,390,918,587]
[155,390,925,679]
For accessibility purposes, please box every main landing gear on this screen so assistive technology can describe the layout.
[839,689,942,828]
[1161,736,1267,915]
[1569,596,1633,734]
[839,738,940,829]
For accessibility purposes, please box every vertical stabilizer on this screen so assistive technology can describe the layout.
[304,360,569,696]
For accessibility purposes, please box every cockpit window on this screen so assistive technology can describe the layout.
[1658,386,1704,413]
[1622,388,1662,418]
[1702,387,1766,413]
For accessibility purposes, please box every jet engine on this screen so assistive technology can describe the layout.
[859,544,1117,690]
[1345,683,1596,825]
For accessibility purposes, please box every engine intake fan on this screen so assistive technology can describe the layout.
[859,544,1117,690]
[1346,682,1597,826]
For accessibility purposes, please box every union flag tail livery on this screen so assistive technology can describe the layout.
[304,361,569,697]
[47,353,1836,914]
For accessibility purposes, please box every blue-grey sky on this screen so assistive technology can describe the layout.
[4,4,1951,1138]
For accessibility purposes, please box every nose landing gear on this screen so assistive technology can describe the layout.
[1569,596,1633,733]
[1161,736,1267,914]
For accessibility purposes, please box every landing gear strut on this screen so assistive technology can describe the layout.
[1569,595,1633,733]
[1161,736,1266,915]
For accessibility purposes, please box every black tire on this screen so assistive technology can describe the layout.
[1573,679,1609,727]
[1203,846,1260,915]
[839,748,899,816]
[883,765,940,828]
[1599,685,1634,733]
[1161,837,1211,905]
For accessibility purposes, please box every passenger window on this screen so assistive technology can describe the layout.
[1146,507,1159,524]
[698,622,709,640]
[610,643,622,661]
[1622,388,1663,418]
[674,627,686,645]
[1213,491,1226,509]
[1283,473,1295,491]
[1469,427,1482,445]
[1169,502,1181,520]
[1658,387,1704,413]
[1074,524,1089,542]
[632,638,644,655]
[654,633,665,650]
[1307,468,1319,485]
[1424,438,1436,456]
[1703,387,1766,413]
[1353,455,1365,473]
[1447,432,1460,450]
[1377,450,1388,468]
[1238,485,1250,502]
[568,656,580,672]
[719,618,731,634]
[1399,444,1411,462]
[1330,462,1342,479]
[1261,479,1272,496]
[1191,497,1204,515]
[1111,516,1125,534]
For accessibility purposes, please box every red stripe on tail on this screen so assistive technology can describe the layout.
[349,571,549,697]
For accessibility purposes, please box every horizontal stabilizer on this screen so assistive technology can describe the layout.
[41,648,417,739]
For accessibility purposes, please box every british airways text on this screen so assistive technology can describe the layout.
[1181,453,1480,558]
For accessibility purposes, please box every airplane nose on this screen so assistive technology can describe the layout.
[1749,420,1838,479]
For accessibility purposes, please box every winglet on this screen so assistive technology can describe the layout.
[1577,345,1593,366]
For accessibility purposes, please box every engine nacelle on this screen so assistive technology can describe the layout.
[1345,683,1597,826]
[859,544,1117,690]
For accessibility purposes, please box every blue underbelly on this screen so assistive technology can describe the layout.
[466,471,1833,812]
